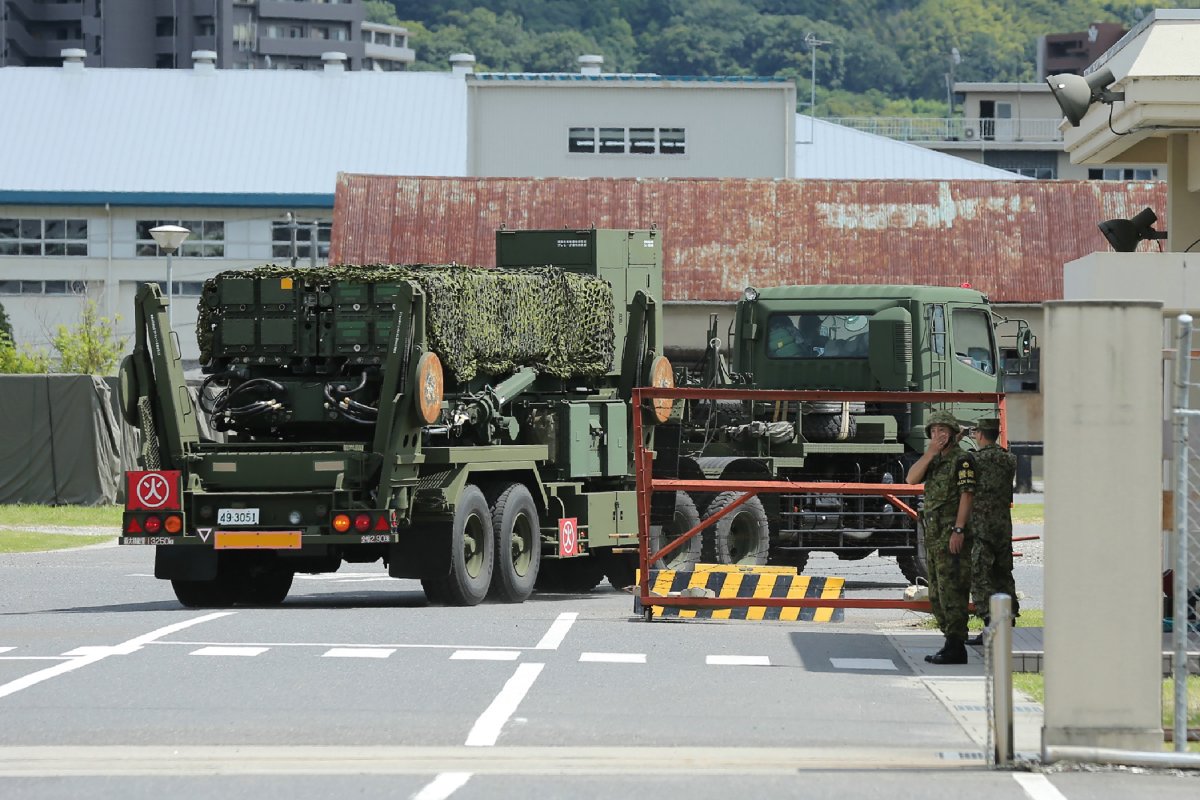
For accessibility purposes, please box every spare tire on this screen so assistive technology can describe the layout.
[801,413,858,443]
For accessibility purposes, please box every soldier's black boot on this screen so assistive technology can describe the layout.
[928,638,968,665]
[924,637,950,662]
[967,619,986,646]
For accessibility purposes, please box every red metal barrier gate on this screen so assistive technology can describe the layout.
[630,388,1007,621]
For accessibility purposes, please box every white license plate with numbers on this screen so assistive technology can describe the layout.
[217,508,259,526]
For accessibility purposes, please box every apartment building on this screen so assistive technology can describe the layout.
[0,0,413,71]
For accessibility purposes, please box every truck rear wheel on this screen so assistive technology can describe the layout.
[702,492,769,566]
[425,485,495,606]
[171,577,236,608]
[488,483,540,603]
[237,568,294,606]
[648,491,702,570]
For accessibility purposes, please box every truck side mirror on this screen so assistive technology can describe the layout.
[868,307,912,390]
[1018,327,1033,359]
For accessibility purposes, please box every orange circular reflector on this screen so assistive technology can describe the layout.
[414,351,444,425]
[646,355,675,423]
[332,514,351,533]
[164,515,183,534]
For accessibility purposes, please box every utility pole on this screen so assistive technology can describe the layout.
[802,33,832,145]
[945,47,961,114]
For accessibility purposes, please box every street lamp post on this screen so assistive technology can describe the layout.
[149,224,191,332]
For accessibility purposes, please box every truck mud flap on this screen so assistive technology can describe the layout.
[155,545,218,581]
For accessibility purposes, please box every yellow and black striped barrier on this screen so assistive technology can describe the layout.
[634,564,845,622]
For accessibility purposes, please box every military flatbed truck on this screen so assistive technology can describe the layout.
[117,228,673,607]
[660,284,1029,583]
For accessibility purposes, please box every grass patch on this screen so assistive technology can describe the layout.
[0,530,115,553]
[918,607,1042,630]
[0,504,121,527]
[1011,503,1043,524]
[1009,674,1199,752]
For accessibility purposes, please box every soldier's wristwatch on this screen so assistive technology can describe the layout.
[952,526,965,533]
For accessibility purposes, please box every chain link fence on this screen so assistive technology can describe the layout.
[1170,314,1200,752]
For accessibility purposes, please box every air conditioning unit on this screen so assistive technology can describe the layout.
[963,126,977,139]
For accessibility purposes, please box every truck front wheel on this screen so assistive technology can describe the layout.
[702,492,769,566]
[897,521,930,586]
[488,483,540,603]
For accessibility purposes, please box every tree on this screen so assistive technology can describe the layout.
[0,300,11,341]
[51,301,126,376]
[365,1,403,26]
[0,330,51,374]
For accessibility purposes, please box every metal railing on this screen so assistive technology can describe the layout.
[825,117,1064,144]
[1170,314,1200,753]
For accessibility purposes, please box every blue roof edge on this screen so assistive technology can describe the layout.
[0,191,335,208]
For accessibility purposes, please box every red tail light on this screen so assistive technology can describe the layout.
[353,513,372,532]
[143,515,162,534]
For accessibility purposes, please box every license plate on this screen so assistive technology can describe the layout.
[217,508,259,526]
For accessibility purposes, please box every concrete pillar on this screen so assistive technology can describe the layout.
[1172,134,1200,254]
[1042,300,1164,752]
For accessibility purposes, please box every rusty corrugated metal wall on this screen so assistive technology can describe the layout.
[331,175,1166,303]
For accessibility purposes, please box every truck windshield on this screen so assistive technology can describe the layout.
[766,313,870,359]
[952,308,996,374]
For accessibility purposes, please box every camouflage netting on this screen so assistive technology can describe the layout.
[196,264,615,381]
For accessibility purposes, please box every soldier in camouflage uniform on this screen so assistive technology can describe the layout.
[967,417,1018,645]
[906,410,976,665]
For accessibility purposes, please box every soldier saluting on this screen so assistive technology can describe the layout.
[966,417,1018,645]
[907,410,976,665]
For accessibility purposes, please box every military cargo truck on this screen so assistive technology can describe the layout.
[661,284,1029,583]
[117,228,672,607]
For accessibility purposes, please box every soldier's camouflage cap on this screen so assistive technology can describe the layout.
[924,409,961,437]
[975,417,1001,432]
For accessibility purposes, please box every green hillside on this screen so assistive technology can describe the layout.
[367,1,1182,115]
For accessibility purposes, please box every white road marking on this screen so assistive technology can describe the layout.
[0,612,233,701]
[464,663,545,747]
[830,658,898,671]
[533,612,577,650]
[450,650,520,661]
[189,646,267,657]
[706,655,771,666]
[322,648,395,659]
[413,661,547,799]
[412,771,472,800]
[0,648,13,654]
[293,573,393,581]
[1013,773,1069,800]
[579,652,646,664]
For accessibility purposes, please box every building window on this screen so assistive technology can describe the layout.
[568,127,595,153]
[1087,167,1160,181]
[570,127,687,156]
[0,218,88,256]
[172,281,205,297]
[135,220,224,258]
[155,18,175,37]
[599,128,625,154]
[0,280,87,295]
[272,220,331,262]
[629,128,655,155]
[658,128,686,155]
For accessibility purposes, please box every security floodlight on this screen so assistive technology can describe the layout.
[1098,207,1167,252]
[149,224,191,331]
[1045,66,1124,127]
